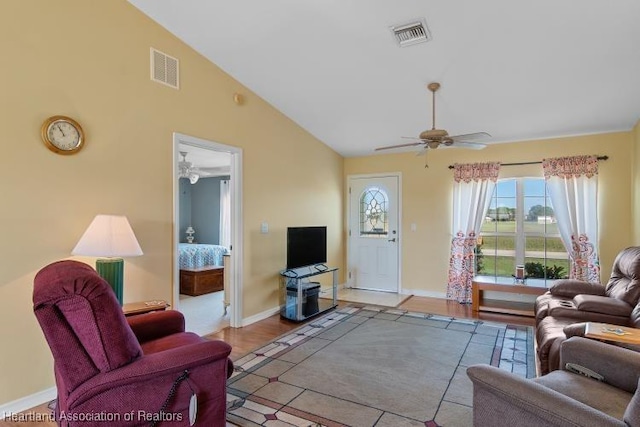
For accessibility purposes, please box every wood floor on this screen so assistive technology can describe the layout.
[1,295,534,427]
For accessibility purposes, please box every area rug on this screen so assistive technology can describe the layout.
[226,304,535,427]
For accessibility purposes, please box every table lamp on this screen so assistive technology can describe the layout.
[186,226,195,243]
[71,214,143,305]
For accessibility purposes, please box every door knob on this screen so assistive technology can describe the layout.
[388,238,396,242]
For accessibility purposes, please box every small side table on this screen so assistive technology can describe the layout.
[472,277,547,317]
[122,300,170,316]
[584,322,640,345]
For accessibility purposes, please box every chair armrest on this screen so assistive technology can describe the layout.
[560,336,640,393]
[466,365,622,426]
[70,339,232,405]
[573,295,633,316]
[550,279,606,298]
[127,310,185,343]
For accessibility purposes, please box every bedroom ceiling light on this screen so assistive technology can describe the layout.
[179,151,200,184]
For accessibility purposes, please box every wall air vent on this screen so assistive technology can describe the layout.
[390,19,432,47]
[150,48,179,89]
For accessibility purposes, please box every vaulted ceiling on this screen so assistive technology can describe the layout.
[129,0,640,157]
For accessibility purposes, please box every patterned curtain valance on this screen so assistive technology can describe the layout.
[542,155,598,180]
[453,162,500,183]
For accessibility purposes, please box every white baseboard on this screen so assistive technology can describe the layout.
[0,387,56,420]
[241,306,281,327]
[401,289,447,299]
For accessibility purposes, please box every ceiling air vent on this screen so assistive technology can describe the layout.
[391,19,432,47]
[150,48,179,89]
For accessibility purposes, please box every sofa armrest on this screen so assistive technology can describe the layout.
[550,279,606,298]
[467,365,622,426]
[127,310,185,343]
[563,322,587,338]
[560,336,640,393]
[70,339,232,405]
[573,295,633,316]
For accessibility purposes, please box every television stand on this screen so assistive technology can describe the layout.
[279,266,338,321]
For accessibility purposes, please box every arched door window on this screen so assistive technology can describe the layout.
[360,187,388,237]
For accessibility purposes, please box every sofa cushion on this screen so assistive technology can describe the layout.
[534,370,633,421]
[545,298,632,325]
[549,279,605,298]
[140,331,204,355]
[605,246,640,305]
[574,295,633,316]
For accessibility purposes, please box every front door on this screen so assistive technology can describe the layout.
[348,175,400,292]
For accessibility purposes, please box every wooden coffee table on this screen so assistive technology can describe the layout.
[472,277,547,317]
[584,322,640,345]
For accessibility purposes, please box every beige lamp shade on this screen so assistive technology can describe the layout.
[72,215,143,257]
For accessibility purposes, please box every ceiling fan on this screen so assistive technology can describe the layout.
[179,151,231,183]
[178,151,202,184]
[375,82,491,153]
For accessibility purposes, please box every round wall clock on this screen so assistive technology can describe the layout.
[41,115,85,155]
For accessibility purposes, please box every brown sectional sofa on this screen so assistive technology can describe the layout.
[534,246,640,375]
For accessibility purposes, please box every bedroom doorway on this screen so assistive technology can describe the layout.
[173,132,243,333]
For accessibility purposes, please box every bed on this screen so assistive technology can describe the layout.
[179,243,228,269]
[179,244,228,296]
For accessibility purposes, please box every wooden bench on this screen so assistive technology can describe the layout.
[180,266,224,296]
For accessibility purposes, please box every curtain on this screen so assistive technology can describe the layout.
[542,155,600,282]
[219,179,231,249]
[446,162,501,303]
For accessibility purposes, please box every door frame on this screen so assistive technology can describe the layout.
[172,132,243,328]
[346,172,402,293]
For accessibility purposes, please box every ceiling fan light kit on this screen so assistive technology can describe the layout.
[375,82,490,154]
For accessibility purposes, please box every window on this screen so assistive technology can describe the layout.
[359,187,388,237]
[478,178,569,280]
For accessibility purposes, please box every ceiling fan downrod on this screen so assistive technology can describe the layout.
[428,82,440,131]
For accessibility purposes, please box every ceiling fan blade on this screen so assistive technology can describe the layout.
[449,132,491,142]
[375,141,425,151]
[449,141,487,150]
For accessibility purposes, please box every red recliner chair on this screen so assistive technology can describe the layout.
[33,260,232,426]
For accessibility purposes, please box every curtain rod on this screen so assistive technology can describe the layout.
[447,155,608,169]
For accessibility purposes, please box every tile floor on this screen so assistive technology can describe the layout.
[335,287,410,307]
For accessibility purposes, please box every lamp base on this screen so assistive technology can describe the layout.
[96,258,124,305]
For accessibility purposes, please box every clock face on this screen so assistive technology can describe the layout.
[41,116,84,154]
[47,120,80,150]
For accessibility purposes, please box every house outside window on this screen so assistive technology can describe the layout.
[478,178,569,280]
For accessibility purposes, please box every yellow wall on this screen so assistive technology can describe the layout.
[633,120,640,245]
[345,132,634,295]
[0,1,343,404]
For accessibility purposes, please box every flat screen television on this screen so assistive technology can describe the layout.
[286,226,327,270]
